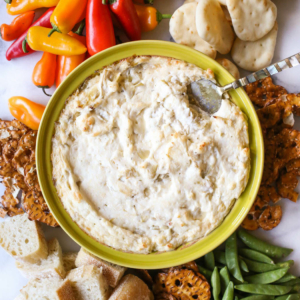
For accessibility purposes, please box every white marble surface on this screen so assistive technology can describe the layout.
[1,0,300,299]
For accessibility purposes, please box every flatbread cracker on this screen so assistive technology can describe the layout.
[196,0,234,54]
[231,22,278,71]
[216,58,240,79]
[170,3,217,59]
[227,0,277,41]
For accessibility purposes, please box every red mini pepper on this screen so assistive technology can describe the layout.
[86,0,116,56]
[109,0,141,41]
[6,7,54,61]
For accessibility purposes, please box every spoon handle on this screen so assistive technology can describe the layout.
[221,52,300,92]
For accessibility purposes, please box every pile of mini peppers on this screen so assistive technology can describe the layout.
[1,0,171,130]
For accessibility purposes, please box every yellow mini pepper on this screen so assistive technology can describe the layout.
[48,0,88,36]
[6,0,59,16]
[26,26,87,56]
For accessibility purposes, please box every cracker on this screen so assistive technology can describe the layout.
[170,3,217,59]
[196,0,234,54]
[227,0,277,41]
[231,22,278,71]
[216,58,240,79]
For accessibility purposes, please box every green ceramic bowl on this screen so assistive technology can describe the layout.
[36,41,264,269]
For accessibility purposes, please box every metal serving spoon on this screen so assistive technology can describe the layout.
[188,52,300,114]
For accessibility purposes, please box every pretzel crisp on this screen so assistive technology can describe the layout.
[258,205,282,231]
[165,269,211,300]
[0,119,58,227]
[245,77,287,108]
[156,293,178,300]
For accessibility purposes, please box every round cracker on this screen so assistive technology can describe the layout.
[216,58,240,79]
[231,22,278,72]
[196,0,234,54]
[227,0,277,42]
[170,3,217,59]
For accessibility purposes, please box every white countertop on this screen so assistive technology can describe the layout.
[1,0,300,299]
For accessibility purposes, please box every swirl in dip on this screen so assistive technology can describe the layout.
[52,56,250,254]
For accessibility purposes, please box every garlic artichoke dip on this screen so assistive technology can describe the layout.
[52,56,250,254]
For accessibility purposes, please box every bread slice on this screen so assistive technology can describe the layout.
[109,274,154,300]
[0,214,48,263]
[67,265,110,300]
[75,248,126,287]
[15,238,66,279]
[63,252,78,273]
[19,277,77,300]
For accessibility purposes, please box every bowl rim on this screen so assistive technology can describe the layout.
[36,40,264,269]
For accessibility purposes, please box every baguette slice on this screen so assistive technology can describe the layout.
[19,277,77,300]
[0,214,48,263]
[67,265,110,300]
[63,252,78,273]
[109,274,154,300]
[75,248,126,287]
[16,238,66,279]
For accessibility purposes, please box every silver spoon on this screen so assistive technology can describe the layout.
[188,52,300,114]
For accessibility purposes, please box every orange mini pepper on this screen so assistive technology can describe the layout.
[6,0,59,15]
[8,96,45,130]
[32,52,57,96]
[1,11,35,41]
[48,0,87,36]
[134,4,171,32]
[56,21,86,87]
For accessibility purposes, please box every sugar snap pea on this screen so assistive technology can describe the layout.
[280,278,300,286]
[238,229,293,259]
[212,267,221,300]
[205,251,216,270]
[198,265,212,281]
[241,296,275,300]
[235,284,292,295]
[241,257,294,273]
[276,295,300,300]
[276,273,298,283]
[220,266,231,293]
[215,250,227,265]
[226,232,244,282]
[239,248,274,264]
[291,284,300,293]
[222,282,234,300]
[235,297,239,300]
[244,268,289,284]
[240,258,249,273]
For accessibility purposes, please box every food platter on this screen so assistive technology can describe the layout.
[36,40,263,269]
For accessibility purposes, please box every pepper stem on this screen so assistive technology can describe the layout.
[4,0,12,3]
[145,0,153,4]
[156,11,172,23]
[41,87,52,97]
[22,38,29,53]
[74,19,86,36]
[102,0,107,4]
[48,23,61,37]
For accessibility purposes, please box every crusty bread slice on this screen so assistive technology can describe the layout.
[75,248,126,287]
[0,214,48,263]
[67,265,110,300]
[19,277,77,300]
[63,252,78,273]
[15,238,66,279]
[109,274,154,300]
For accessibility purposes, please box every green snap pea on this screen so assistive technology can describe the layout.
[215,250,227,265]
[240,258,249,273]
[239,248,274,264]
[291,284,300,293]
[238,229,293,259]
[235,284,292,296]
[280,278,300,286]
[198,265,212,281]
[235,296,240,300]
[226,232,244,282]
[244,268,289,284]
[204,251,216,270]
[212,267,221,300]
[222,282,234,300]
[276,295,300,300]
[276,273,298,283]
[241,257,294,273]
[241,296,275,300]
[220,266,231,293]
